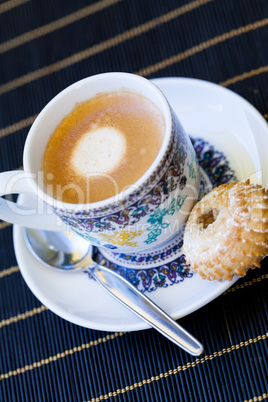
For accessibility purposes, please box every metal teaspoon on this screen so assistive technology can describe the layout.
[24,228,204,356]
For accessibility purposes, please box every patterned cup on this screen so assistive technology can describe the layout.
[0,73,199,253]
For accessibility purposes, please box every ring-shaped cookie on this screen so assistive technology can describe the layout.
[183,180,268,281]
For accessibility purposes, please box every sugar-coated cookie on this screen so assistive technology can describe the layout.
[183,180,268,281]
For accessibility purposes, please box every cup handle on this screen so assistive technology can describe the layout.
[0,170,65,231]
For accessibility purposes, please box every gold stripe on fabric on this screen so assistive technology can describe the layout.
[0,114,37,139]
[0,260,267,328]
[85,332,268,402]
[1,80,267,141]
[0,266,19,278]
[1,271,267,330]
[0,305,47,328]
[137,18,268,77]
[0,0,124,54]
[0,332,125,381]
[0,331,266,384]
[0,222,12,230]
[244,393,268,402]
[0,0,30,15]
[0,0,212,95]
[219,65,268,87]
[224,273,268,295]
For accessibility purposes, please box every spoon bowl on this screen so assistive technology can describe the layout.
[24,228,204,356]
[25,228,93,270]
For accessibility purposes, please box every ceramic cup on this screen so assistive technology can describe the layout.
[0,72,200,253]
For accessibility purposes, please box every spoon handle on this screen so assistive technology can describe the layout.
[88,263,203,356]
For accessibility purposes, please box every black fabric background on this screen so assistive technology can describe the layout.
[0,1,268,401]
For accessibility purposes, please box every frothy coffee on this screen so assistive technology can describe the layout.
[42,90,165,204]
[71,127,126,176]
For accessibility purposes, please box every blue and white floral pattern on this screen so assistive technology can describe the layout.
[92,137,236,293]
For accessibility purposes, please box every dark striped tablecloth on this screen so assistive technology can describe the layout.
[0,1,268,401]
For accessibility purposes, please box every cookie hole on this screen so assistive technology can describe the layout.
[197,208,219,229]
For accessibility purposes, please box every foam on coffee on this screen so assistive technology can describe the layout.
[71,127,126,175]
[42,90,165,204]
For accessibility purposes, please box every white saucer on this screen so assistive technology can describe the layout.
[13,77,268,332]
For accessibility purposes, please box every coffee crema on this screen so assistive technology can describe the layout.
[42,90,165,204]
